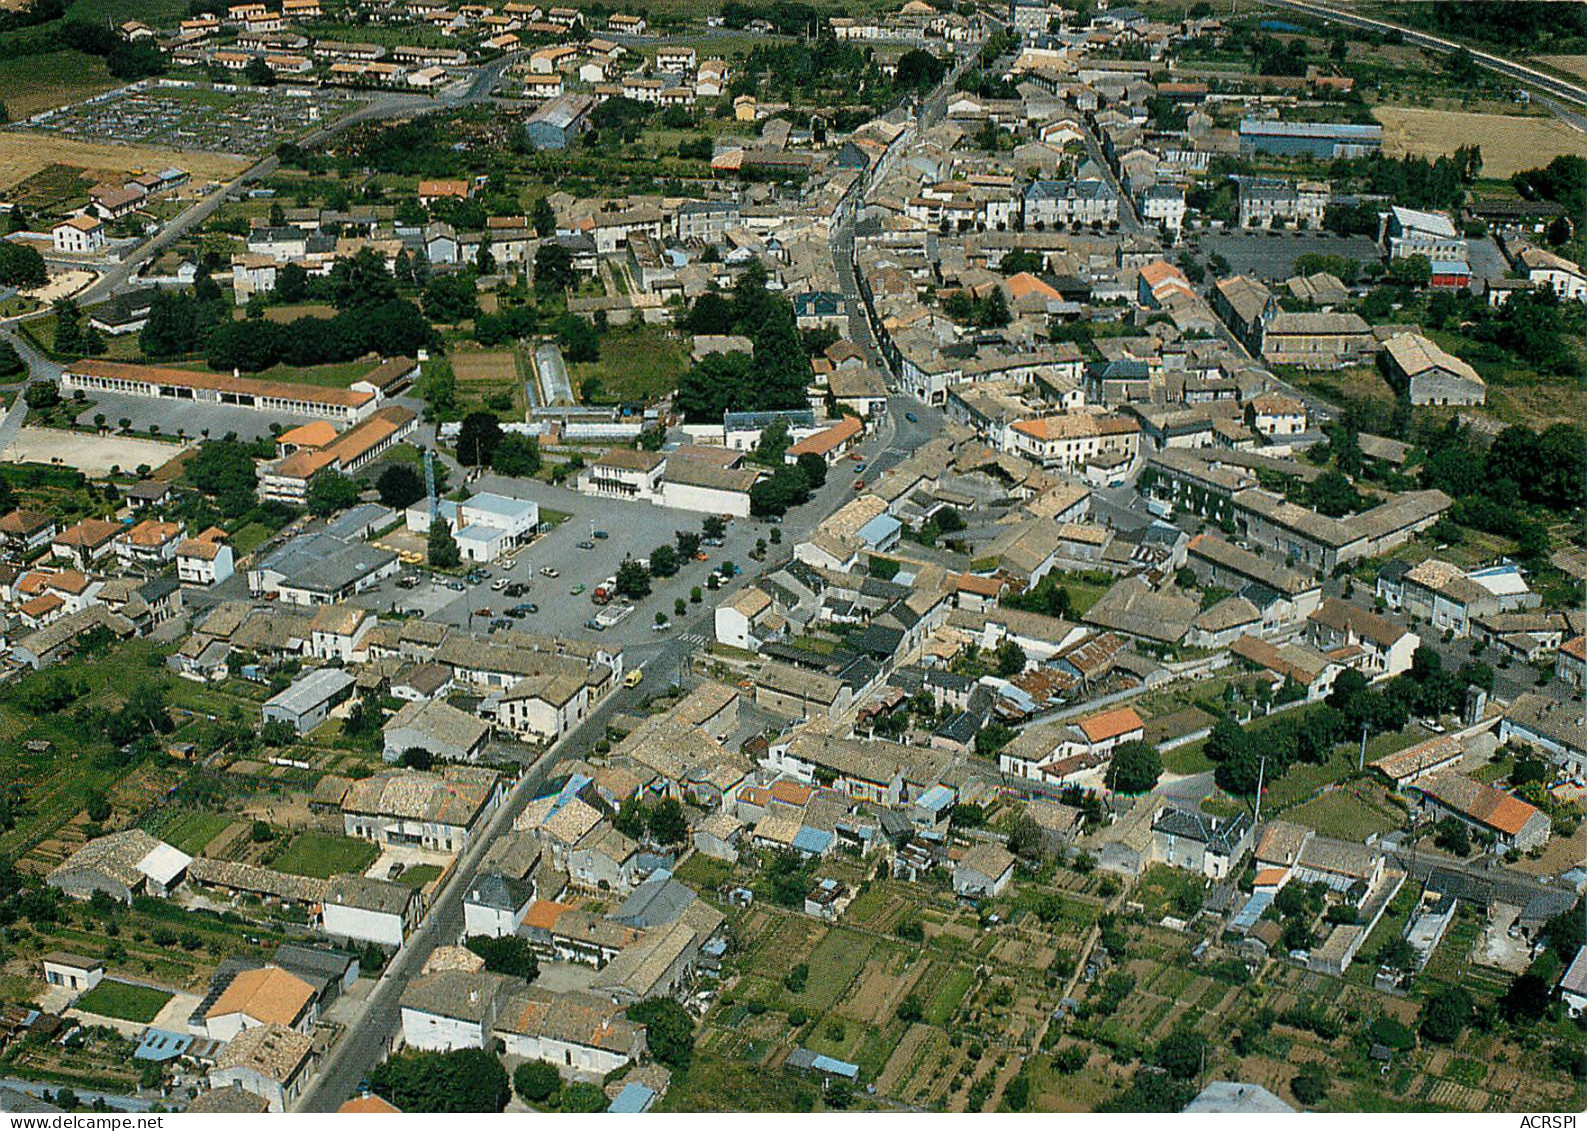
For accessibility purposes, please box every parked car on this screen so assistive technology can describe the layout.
[624,669,644,687]
[853,479,866,490]
[577,540,595,550]
[490,578,509,591]
[569,583,586,595]
[490,618,511,631]
[593,530,609,539]
[541,566,560,577]
[905,411,918,422]
[474,607,493,617]
[446,580,466,591]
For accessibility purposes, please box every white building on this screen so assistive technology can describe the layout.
[399,970,508,1052]
[463,872,535,939]
[405,492,540,563]
[54,215,106,254]
[176,529,235,586]
[321,875,418,948]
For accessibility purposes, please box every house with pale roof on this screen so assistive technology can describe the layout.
[203,966,316,1041]
[207,1024,315,1112]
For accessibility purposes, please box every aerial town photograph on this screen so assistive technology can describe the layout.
[0,0,1581,1118]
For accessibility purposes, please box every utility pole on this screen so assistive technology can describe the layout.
[1358,719,1368,772]
[1253,753,1267,824]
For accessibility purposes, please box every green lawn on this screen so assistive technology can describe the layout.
[569,324,688,405]
[147,810,233,855]
[270,831,380,879]
[74,980,173,1023]
[395,864,442,889]
[1286,788,1403,842]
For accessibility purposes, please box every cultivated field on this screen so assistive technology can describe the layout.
[0,132,250,194]
[1372,106,1587,179]
[451,350,519,382]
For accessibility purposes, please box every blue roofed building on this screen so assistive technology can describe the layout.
[1238,118,1383,159]
[856,513,902,553]
[608,1083,656,1113]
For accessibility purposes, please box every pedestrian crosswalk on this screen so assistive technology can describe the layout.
[679,632,708,646]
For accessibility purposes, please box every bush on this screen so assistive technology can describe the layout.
[513,1061,561,1104]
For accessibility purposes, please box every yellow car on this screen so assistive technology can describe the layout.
[624,669,644,688]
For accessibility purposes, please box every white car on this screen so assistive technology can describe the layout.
[490,578,509,592]
[540,566,559,578]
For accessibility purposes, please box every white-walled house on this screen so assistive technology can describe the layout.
[496,987,647,1081]
[463,872,534,939]
[399,970,510,1052]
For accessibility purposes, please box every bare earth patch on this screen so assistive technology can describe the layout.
[1372,106,1587,179]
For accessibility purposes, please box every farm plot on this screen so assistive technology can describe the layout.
[1372,106,1587,179]
[451,350,520,383]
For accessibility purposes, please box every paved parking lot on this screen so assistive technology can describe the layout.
[351,471,778,652]
[348,409,924,660]
[72,390,325,443]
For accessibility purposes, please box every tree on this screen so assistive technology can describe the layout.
[244,56,276,86]
[995,639,1027,677]
[83,789,110,823]
[626,998,694,1072]
[428,519,461,569]
[1499,972,1551,1022]
[647,544,679,579]
[457,412,503,468]
[370,1048,510,1113]
[24,381,59,411]
[0,240,47,288]
[464,934,540,979]
[53,298,83,354]
[1154,1028,1206,1080]
[514,1061,561,1105]
[377,463,425,509]
[616,558,651,598]
[749,464,810,518]
[795,451,827,490]
[1107,740,1162,793]
[422,272,479,322]
[531,196,556,237]
[275,261,308,303]
[1307,470,1361,517]
[480,430,538,479]
[1419,985,1474,1044]
[306,471,360,516]
[1433,816,1471,857]
[648,797,687,845]
[675,530,702,558]
[187,439,260,516]
[1291,1065,1329,1106]
[534,241,575,294]
[1007,810,1045,860]
[0,339,23,378]
[702,515,727,540]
